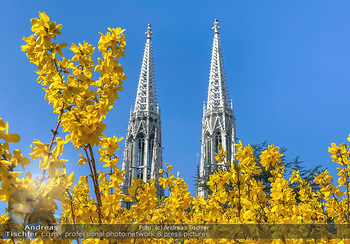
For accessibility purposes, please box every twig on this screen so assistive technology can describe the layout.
[40,108,64,183]
[84,144,103,223]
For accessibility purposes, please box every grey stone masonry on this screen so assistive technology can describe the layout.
[121,24,164,209]
[196,19,236,199]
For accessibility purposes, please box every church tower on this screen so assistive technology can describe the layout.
[121,24,164,208]
[196,19,236,198]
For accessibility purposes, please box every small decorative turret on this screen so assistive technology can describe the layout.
[195,153,200,197]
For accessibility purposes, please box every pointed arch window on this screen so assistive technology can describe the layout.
[137,134,145,179]
[227,135,231,157]
[205,133,211,169]
[215,131,222,154]
[147,134,154,180]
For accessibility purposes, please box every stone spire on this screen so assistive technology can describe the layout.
[134,24,157,113]
[206,19,230,110]
[197,19,236,199]
[121,24,163,209]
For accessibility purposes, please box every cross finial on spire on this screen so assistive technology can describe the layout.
[212,19,220,35]
[145,24,153,39]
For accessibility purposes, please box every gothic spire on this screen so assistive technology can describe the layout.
[134,24,157,113]
[197,19,236,199]
[206,19,230,110]
[121,24,164,208]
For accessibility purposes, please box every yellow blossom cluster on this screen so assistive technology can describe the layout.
[3,12,350,244]
[21,12,126,149]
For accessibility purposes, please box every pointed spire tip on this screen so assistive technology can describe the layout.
[213,19,220,35]
[146,24,153,39]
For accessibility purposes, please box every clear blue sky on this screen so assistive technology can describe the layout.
[1,0,350,208]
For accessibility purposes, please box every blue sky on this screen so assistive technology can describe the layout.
[1,0,350,211]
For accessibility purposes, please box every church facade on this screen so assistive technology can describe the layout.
[121,19,236,203]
